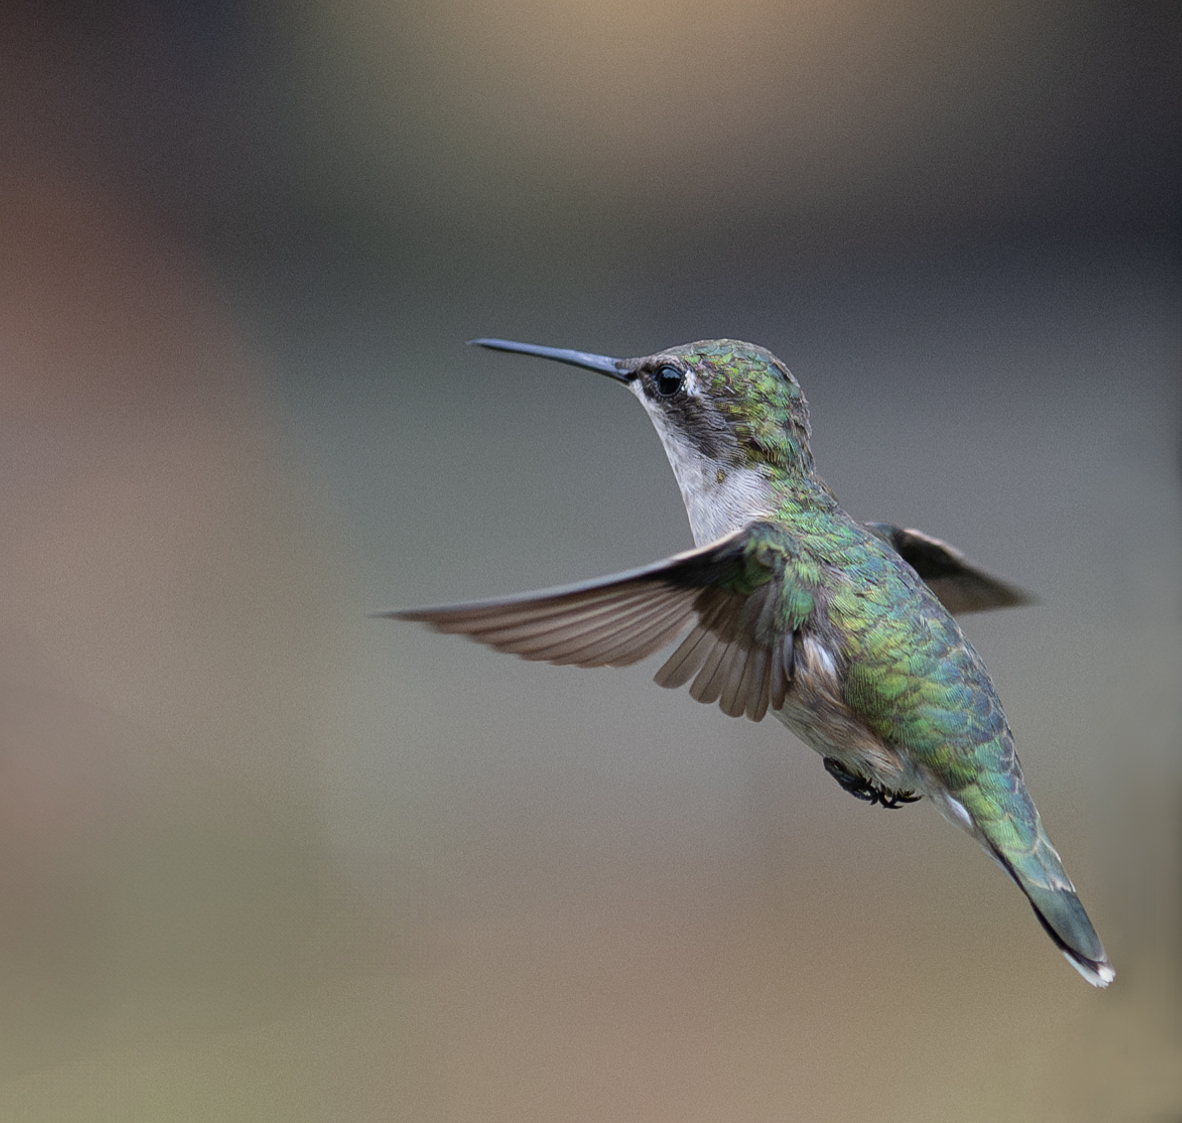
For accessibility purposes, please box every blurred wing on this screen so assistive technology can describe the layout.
[864,522,1035,615]
[387,525,800,722]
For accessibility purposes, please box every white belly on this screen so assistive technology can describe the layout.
[770,633,913,791]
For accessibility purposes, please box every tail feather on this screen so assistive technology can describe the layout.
[990,844,1114,987]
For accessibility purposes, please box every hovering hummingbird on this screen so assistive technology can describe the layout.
[389,337,1114,987]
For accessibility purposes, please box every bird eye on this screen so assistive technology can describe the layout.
[653,366,684,397]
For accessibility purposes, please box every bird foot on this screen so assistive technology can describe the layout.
[823,758,921,809]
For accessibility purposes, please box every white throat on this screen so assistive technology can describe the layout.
[632,386,777,546]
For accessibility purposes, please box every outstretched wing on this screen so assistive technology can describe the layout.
[863,523,1034,615]
[386,524,807,722]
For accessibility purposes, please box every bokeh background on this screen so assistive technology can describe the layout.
[1,1,1179,1119]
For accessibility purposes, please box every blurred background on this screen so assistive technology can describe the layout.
[0,0,1179,1119]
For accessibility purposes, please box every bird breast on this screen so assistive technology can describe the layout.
[773,632,909,788]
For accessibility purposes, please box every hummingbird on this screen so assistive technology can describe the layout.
[389,337,1114,987]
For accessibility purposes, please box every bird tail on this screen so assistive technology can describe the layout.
[990,830,1114,987]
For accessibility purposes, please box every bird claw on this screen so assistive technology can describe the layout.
[823,757,921,809]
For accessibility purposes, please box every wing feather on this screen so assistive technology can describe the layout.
[863,522,1034,615]
[690,636,739,706]
[552,599,698,667]
[718,641,753,717]
[388,523,808,721]
[654,624,717,689]
[737,645,770,721]
[507,591,683,658]
[770,632,793,711]
[417,586,655,637]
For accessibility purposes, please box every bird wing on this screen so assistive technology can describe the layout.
[862,523,1034,615]
[387,523,808,722]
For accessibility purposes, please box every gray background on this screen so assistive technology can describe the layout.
[0,1,1178,1119]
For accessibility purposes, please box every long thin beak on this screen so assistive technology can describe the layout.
[469,338,633,383]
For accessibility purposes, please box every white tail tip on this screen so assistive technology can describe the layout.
[1063,950,1115,988]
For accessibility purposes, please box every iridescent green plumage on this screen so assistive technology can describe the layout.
[391,337,1112,987]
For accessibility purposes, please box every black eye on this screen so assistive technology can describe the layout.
[653,366,684,397]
